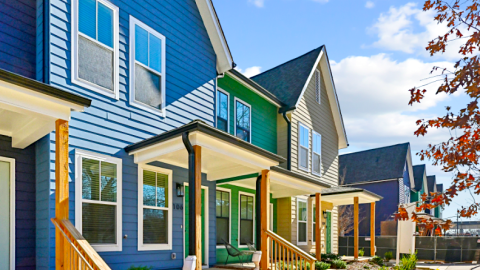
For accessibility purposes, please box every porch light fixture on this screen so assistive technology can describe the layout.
[176,183,184,197]
[323,211,327,219]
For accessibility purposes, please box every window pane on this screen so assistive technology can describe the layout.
[135,25,148,65]
[100,161,117,202]
[300,147,308,169]
[236,128,250,142]
[298,201,307,221]
[82,158,100,200]
[300,126,309,147]
[222,192,229,218]
[135,64,162,109]
[156,173,168,207]
[236,101,250,130]
[313,134,321,153]
[218,92,228,120]
[247,197,253,220]
[240,220,253,245]
[149,34,162,72]
[313,206,316,222]
[78,36,114,91]
[241,195,247,219]
[97,2,113,47]
[313,222,316,241]
[143,170,156,207]
[313,153,321,174]
[79,0,96,39]
[82,203,116,244]
[216,191,222,217]
[298,222,307,242]
[216,217,229,245]
[143,208,168,244]
[217,118,228,133]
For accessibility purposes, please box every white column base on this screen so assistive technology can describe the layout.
[183,255,197,270]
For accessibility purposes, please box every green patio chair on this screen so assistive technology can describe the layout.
[222,239,250,265]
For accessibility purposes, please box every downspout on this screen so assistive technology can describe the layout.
[282,110,292,170]
[255,175,262,251]
[182,132,196,256]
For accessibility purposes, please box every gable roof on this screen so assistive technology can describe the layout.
[427,176,437,194]
[195,0,234,74]
[251,46,348,149]
[436,184,443,193]
[339,143,411,185]
[412,165,426,192]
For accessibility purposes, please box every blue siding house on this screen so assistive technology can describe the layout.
[339,143,415,236]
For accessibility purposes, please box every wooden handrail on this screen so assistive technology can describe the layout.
[52,218,111,270]
[264,229,316,270]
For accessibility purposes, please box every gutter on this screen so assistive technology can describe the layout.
[182,132,196,256]
[255,175,261,251]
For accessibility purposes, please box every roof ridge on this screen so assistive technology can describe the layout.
[340,142,410,156]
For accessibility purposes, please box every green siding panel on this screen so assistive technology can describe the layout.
[218,74,278,154]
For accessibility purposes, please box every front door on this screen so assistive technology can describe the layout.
[184,186,207,265]
[326,211,331,253]
[0,158,13,270]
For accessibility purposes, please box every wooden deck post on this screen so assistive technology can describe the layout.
[315,193,321,261]
[370,203,375,256]
[55,119,69,270]
[353,197,359,260]
[260,170,270,270]
[193,145,202,270]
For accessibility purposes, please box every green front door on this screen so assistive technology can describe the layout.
[185,186,206,263]
[0,160,12,270]
[326,212,332,253]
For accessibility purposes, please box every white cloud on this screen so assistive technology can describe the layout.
[369,2,468,60]
[236,66,262,78]
[365,1,374,8]
[248,0,264,8]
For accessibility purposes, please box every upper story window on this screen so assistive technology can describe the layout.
[297,198,307,245]
[73,0,119,98]
[298,123,310,171]
[129,17,167,115]
[235,98,251,143]
[312,131,321,176]
[217,89,229,132]
[75,150,122,252]
[314,69,321,104]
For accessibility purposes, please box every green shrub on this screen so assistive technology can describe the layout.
[127,266,152,270]
[370,256,384,266]
[359,248,365,257]
[331,259,347,269]
[396,252,417,270]
[363,265,370,269]
[315,261,331,270]
[384,251,393,261]
[322,253,341,261]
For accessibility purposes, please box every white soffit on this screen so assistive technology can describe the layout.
[322,191,381,206]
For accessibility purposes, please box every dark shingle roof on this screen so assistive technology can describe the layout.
[436,183,443,193]
[412,165,426,192]
[339,143,410,185]
[319,186,383,199]
[427,176,436,194]
[250,46,324,107]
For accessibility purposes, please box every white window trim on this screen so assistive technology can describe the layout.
[298,122,310,172]
[315,69,321,105]
[297,197,308,246]
[234,97,252,143]
[311,200,316,244]
[216,88,230,133]
[74,149,123,252]
[216,187,231,249]
[71,0,120,99]
[238,191,255,248]
[129,16,167,116]
[0,156,15,270]
[138,164,173,251]
[312,131,322,176]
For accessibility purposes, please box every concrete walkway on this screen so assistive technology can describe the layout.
[417,263,480,270]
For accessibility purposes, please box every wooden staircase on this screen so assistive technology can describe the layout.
[264,230,317,270]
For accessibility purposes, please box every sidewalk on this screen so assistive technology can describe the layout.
[417,263,480,270]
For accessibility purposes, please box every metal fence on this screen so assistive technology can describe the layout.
[339,236,397,258]
[416,236,480,262]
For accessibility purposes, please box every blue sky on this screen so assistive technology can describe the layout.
[212,0,474,221]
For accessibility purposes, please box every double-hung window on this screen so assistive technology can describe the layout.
[297,198,307,245]
[239,193,254,246]
[138,165,172,250]
[312,203,316,243]
[312,131,322,176]
[217,89,229,132]
[235,98,251,142]
[314,69,321,104]
[299,123,310,171]
[130,17,166,115]
[75,150,122,252]
[73,0,119,98]
[216,189,230,246]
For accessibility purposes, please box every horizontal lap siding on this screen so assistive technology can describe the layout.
[42,0,218,268]
[218,74,278,154]
[0,0,36,78]
[0,135,36,270]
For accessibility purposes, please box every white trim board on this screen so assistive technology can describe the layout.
[0,156,15,270]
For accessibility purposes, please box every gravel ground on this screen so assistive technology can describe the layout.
[344,261,394,270]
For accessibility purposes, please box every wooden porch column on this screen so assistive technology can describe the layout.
[370,203,376,256]
[194,145,202,270]
[260,170,270,270]
[353,197,359,260]
[55,119,69,270]
[315,193,322,261]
